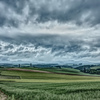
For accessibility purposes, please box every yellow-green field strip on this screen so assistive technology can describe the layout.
[0,78,100,83]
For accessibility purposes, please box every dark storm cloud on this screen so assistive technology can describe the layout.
[0,0,100,27]
[0,34,83,53]
[0,0,100,63]
[0,33,100,63]
[0,0,26,14]
[0,34,99,57]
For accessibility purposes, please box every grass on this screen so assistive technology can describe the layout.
[20,67,100,76]
[91,66,100,70]
[1,70,100,80]
[0,68,100,100]
[0,75,20,79]
[0,82,100,100]
[20,67,87,75]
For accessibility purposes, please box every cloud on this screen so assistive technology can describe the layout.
[0,0,100,63]
[0,34,100,63]
[0,0,100,28]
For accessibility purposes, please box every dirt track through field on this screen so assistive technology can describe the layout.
[7,68,53,73]
[0,91,7,100]
[6,68,92,76]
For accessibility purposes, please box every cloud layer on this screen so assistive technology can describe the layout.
[0,0,100,63]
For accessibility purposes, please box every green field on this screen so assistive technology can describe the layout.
[20,67,86,75]
[18,67,100,76]
[0,68,100,100]
[91,66,100,70]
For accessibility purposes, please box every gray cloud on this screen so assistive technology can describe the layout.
[0,34,100,63]
[0,0,100,63]
[0,0,100,27]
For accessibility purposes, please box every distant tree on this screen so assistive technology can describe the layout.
[19,64,21,68]
[56,66,61,69]
[83,67,86,73]
[30,63,32,67]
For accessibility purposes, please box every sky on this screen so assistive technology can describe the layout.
[0,0,100,64]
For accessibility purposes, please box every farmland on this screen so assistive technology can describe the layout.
[0,67,100,100]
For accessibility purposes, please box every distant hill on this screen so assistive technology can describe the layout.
[0,63,73,68]
[76,65,95,70]
[90,66,100,70]
[76,65,100,74]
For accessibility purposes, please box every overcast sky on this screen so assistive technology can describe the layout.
[0,0,100,64]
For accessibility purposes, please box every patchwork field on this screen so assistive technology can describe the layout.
[0,68,100,100]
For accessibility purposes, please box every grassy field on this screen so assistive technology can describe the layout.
[91,66,100,70]
[0,68,100,100]
[1,81,100,100]
[20,67,88,75]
